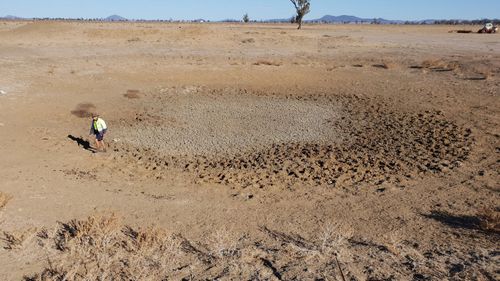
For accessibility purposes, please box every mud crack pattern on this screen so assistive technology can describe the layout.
[112,90,474,189]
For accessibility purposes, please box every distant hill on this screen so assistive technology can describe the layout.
[105,15,128,21]
[309,15,405,24]
[260,15,406,24]
[314,15,366,23]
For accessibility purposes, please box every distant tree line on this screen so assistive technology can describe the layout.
[10,16,498,26]
[29,17,210,23]
[433,19,500,25]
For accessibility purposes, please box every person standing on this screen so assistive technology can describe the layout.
[89,113,107,152]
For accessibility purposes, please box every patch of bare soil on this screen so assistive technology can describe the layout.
[70,103,96,118]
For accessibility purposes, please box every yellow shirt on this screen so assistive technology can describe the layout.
[92,118,107,132]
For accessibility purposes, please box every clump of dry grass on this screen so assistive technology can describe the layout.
[54,213,122,251]
[0,192,11,209]
[2,232,24,249]
[24,214,192,281]
[478,208,500,234]
[260,223,354,280]
[206,228,242,259]
[421,59,461,72]
[2,229,34,250]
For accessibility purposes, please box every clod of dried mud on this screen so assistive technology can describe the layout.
[124,89,141,99]
[478,208,500,234]
[372,61,398,69]
[254,60,281,66]
[241,38,255,44]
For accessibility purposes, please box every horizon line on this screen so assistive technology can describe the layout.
[2,14,500,23]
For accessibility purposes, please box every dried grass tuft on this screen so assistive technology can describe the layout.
[54,213,121,251]
[0,192,12,209]
[2,231,26,250]
[421,59,460,72]
[2,228,36,250]
[207,228,241,259]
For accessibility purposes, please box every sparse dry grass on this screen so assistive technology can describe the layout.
[22,215,357,280]
[206,227,241,259]
[16,213,499,280]
[54,213,122,251]
[2,229,35,250]
[421,59,461,71]
[2,232,24,250]
[0,192,11,209]
[24,214,193,281]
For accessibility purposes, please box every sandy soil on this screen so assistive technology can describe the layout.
[0,21,499,280]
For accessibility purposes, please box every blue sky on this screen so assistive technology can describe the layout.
[2,0,499,21]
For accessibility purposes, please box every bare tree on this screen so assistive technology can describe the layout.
[243,13,250,23]
[290,0,310,29]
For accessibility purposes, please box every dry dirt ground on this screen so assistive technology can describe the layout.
[0,21,499,280]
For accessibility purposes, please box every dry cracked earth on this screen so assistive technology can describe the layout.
[111,87,473,191]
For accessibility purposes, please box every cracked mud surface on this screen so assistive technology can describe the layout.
[112,88,474,189]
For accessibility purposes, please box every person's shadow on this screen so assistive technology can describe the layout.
[67,135,96,153]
